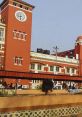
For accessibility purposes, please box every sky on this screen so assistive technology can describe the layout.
[1,0,82,53]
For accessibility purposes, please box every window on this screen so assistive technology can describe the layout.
[14,57,23,65]
[20,5,22,8]
[50,66,54,71]
[13,30,27,41]
[22,32,26,40]
[13,2,17,6]
[18,31,22,39]
[72,68,74,73]
[66,67,70,73]
[25,7,28,10]
[38,64,42,70]
[17,32,20,39]
[0,44,4,50]
[56,66,59,72]
[71,68,75,74]
[31,63,35,69]
[0,28,4,41]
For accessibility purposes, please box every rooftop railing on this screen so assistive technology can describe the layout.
[31,52,79,64]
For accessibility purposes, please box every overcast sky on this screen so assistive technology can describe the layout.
[1,0,82,53]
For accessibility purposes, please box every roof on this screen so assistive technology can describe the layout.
[14,0,35,9]
[77,36,82,41]
[56,49,75,58]
[0,0,35,9]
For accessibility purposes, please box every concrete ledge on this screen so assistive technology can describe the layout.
[0,94,82,112]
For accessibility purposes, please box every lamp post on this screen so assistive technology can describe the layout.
[53,46,59,60]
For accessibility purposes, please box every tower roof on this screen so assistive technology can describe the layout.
[77,36,82,41]
[0,0,35,9]
[14,0,35,9]
[75,36,82,45]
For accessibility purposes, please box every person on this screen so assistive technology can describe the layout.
[42,79,54,95]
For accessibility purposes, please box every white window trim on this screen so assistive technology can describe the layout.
[13,57,23,66]
[13,30,27,41]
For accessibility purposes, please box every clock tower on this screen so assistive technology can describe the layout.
[0,0,34,72]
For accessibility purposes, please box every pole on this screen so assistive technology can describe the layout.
[53,46,59,60]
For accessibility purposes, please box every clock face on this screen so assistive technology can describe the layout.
[15,11,27,22]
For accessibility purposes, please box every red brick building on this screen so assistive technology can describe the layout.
[0,0,82,89]
[0,0,34,72]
